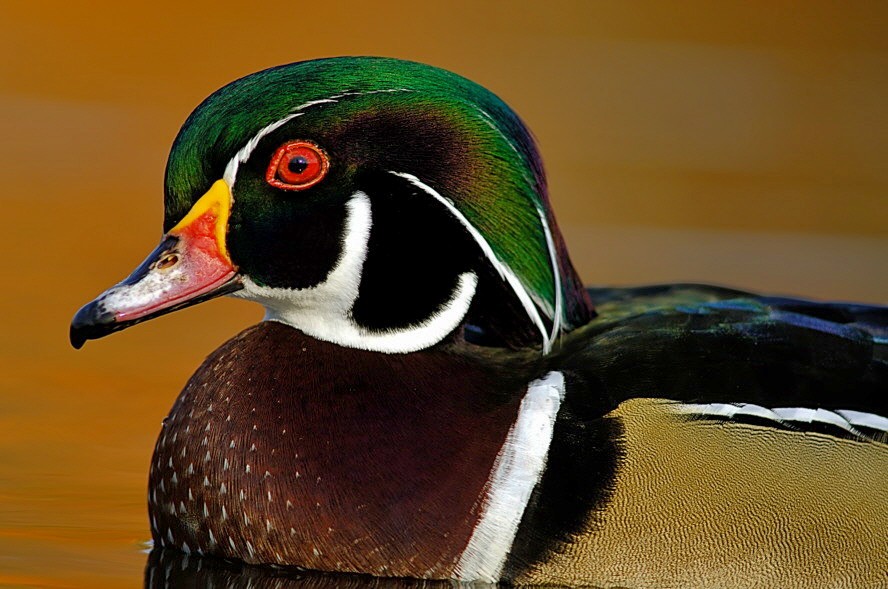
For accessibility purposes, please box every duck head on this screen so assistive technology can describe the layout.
[71,57,593,353]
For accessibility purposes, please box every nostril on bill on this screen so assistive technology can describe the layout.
[155,253,180,271]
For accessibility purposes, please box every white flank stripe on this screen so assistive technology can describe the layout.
[389,171,552,353]
[673,403,888,436]
[813,409,859,434]
[773,407,816,423]
[836,409,888,432]
[454,371,565,582]
[678,403,738,418]
[734,403,783,422]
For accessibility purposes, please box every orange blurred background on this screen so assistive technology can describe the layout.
[1,1,886,586]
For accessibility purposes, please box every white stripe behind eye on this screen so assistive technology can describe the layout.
[389,171,553,354]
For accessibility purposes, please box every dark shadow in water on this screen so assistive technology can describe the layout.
[145,549,502,589]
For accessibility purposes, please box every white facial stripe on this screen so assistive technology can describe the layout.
[389,171,552,354]
[475,107,564,343]
[673,402,888,438]
[537,206,563,342]
[237,191,478,353]
[222,88,414,190]
[223,113,303,189]
[455,371,565,583]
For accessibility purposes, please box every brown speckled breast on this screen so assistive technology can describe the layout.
[148,321,524,578]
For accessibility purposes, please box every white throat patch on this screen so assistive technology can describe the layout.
[236,192,479,353]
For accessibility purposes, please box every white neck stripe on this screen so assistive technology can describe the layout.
[389,171,552,353]
[454,371,565,582]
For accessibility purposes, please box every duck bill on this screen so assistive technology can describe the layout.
[70,180,242,349]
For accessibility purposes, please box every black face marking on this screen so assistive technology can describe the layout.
[343,172,543,347]
[227,179,348,289]
[349,172,477,331]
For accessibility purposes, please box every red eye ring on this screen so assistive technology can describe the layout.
[266,140,330,191]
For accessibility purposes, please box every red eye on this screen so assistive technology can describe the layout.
[266,141,329,190]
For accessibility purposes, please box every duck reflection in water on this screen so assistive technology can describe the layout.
[145,549,487,589]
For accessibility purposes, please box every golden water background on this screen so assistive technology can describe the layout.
[2,2,887,586]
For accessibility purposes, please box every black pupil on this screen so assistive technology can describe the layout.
[287,155,309,175]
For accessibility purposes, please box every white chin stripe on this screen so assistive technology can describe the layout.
[236,191,479,354]
[673,402,888,440]
[455,371,565,583]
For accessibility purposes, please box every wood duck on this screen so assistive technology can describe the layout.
[71,57,887,587]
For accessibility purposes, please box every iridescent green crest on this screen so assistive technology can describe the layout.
[164,57,592,349]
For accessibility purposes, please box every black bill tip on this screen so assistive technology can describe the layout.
[70,300,116,349]
[69,278,244,350]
